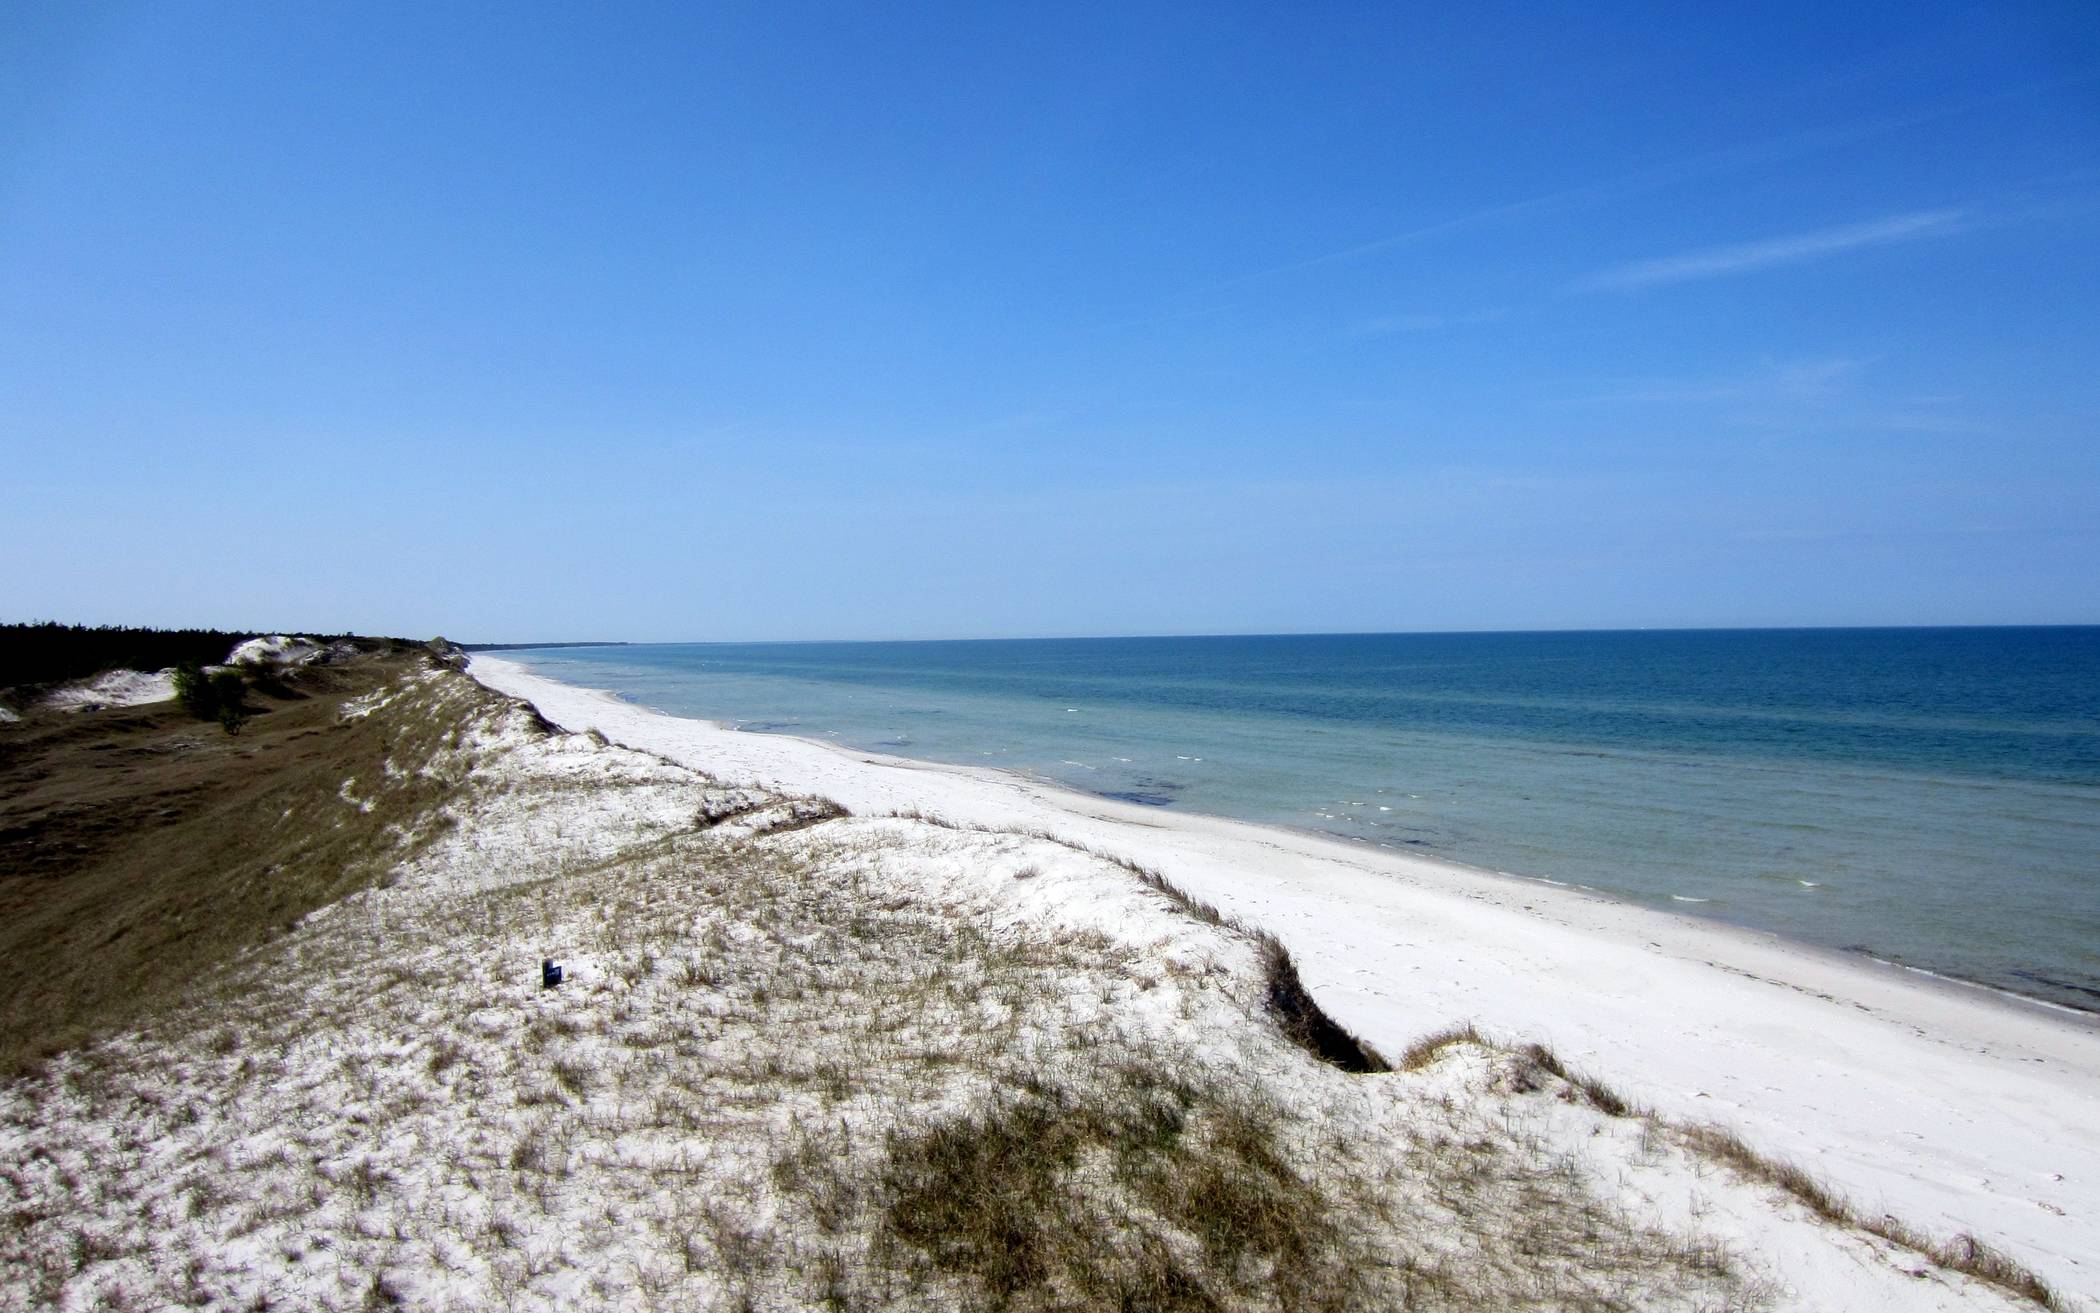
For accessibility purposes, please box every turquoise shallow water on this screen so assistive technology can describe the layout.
[500,629,2100,1012]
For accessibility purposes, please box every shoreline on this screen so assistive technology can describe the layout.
[480,644,2100,1019]
[890,746,2096,1023]
[1087,798,2100,1023]
[471,653,2100,1299]
[848,745,2098,1020]
[501,658,2096,1024]
[467,655,2098,1031]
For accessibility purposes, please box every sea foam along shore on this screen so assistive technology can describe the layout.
[471,653,2100,1302]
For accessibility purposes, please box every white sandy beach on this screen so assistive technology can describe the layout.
[471,653,2100,1303]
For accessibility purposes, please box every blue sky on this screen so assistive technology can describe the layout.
[3,2,2096,641]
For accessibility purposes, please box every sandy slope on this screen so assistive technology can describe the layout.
[471,654,2100,1305]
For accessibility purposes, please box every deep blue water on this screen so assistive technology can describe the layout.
[502,629,2100,1012]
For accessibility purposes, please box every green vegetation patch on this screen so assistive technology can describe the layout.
[879,1065,1360,1313]
[170,661,252,733]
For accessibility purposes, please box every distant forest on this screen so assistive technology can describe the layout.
[0,623,400,691]
[0,623,269,690]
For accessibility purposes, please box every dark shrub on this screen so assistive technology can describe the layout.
[171,663,249,733]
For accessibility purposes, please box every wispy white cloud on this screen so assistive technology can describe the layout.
[1575,210,1968,292]
[1563,357,1864,406]
[1731,523,2028,543]
[1556,357,2002,437]
[1212,82,2050,290]
[1353,307,1507,337]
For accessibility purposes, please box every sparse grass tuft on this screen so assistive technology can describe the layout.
[1921,1233,2065,1310]
[1399,1022,1483,1071]
[1680,1124,1848,1223]
[549,1057,594,1099]
[1123,861,1229,928]
[361,1271,407,1310]
[1506,1042,1638,1118]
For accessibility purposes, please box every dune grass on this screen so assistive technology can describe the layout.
[0,646,475,1075]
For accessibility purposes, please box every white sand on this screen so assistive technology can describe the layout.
[226,635,324,667]
[40,668,177,712]
[471,654,2100,1302]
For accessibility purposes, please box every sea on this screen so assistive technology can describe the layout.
[497,629,2100,1014]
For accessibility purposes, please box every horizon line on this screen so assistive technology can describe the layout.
[476,621,2100,649]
